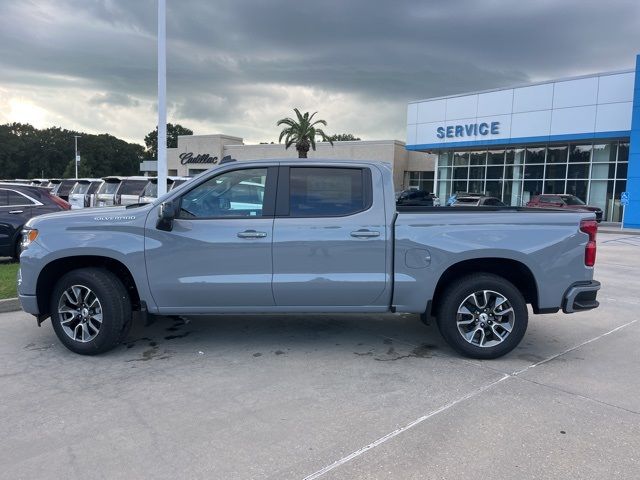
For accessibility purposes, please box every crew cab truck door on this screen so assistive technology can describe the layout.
[144,166,277,310]
[272,165,388,307]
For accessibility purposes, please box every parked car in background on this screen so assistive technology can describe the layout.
[451,193,507,207]
[114,177,151,206]
[30,179,50,188]
[526,194,603,222]
[51,179,77,202]
[139,177,191,203]
[0,184,70,259]
[96,177,123,207]
[396,189,441,207]
[69,179,103,209]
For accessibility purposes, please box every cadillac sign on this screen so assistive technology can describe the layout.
[180,152,218,165]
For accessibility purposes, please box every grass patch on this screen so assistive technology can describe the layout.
[0,262,19,299]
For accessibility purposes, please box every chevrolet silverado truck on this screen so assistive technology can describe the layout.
[17,160,600,359]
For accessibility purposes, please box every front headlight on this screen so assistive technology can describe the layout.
[21,227,39,251]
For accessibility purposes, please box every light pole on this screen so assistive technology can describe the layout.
[157,0,167,196]
[74,135,81,179]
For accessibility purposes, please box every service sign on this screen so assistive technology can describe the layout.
[436,121,500,139]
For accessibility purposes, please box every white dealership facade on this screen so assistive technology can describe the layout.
[406,58,640,224]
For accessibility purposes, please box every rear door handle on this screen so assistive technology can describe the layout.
[350,229,380,238]
[237,230,267,239]
[9,210,23,214]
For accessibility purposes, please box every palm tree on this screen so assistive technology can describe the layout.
[277,109,333,158]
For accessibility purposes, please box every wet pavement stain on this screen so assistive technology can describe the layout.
[374,344,438,361]
[126,345,173,362]
[253,352,262,357]
[123,337,152,349]
[274,350,285,355]
[354,351,374,356]
[164,332,190,340]
[383,338,393,345]
[23,343,53,351]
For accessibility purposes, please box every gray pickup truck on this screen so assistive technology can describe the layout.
[17,160,600,359]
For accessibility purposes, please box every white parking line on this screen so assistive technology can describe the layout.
[302,319,638,480]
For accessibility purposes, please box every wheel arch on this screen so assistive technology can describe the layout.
[36,256,141,317]
[429,257,540,318]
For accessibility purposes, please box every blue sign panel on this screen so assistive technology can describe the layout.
[621,192,630,206]
[436,121,500,139]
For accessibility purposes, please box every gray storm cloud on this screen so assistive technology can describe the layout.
[0,0,638,144]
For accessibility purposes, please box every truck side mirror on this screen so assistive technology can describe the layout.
[157,200,176,231]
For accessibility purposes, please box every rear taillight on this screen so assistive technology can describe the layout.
[47,192,71,210]
[580,219,597,267]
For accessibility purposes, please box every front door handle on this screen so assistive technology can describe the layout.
[237,230,267,239]
[9,210,23,214]
[350,229,380,238]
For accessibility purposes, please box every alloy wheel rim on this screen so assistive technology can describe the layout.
[456,289,515,348]
[57,285,103,343]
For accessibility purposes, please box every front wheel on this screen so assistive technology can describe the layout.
[436,273,528,359]
[50,268,132,355]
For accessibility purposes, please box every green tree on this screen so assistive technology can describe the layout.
[144,123,193,159]
[277,109,333,158]
[0,123,145,179]
[329,133,361,141]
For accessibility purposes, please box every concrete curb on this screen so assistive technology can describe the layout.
[0,298,21,313]
[599,228,640,236]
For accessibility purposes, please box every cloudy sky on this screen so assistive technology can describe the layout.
[0,0,639,146]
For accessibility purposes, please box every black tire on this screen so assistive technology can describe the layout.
[12,236,21,262]
[50,268,132,355]
[436,273,528,359]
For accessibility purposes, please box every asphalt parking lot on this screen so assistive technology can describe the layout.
[1,232,639,479]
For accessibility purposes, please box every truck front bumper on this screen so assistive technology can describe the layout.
[562,280,601,313]
[19,294,40,316]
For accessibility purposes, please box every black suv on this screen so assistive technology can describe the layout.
[396,189,441,207]
[0,184,70,259]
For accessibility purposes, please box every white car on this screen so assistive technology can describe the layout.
[138,176,190,204]
[69,179,103,209]
[96,177,123,207]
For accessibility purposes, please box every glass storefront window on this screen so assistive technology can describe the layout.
[569,144,592,163]
[618,142,629,162]
[546,146,568,163]
[453,167,468,179]
[567,163,590,179]
[522,180,543,204]
[469,167,484,179]
[485,181,502,198]
[589,180,615,218]
[453,152,469,166]
[468,180,484,194]
[504,165,523,180]
[525,147,545,164]
[504,180,522,206]
[524,164,544,180]
[486,166,504,179]
[616,162,628,179]
[544,180,565,194]
[438,152,453,167]
[591,163,615,179]
[470,151,487,166]
[488,150,505,165]
[438,167,451,181]
[566,179,588,201]
[505,148,525,165]
[592,143,616,163]
[545,163,567,179]
[453,180,468,193]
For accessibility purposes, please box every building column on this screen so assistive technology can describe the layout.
[625,54,640,228]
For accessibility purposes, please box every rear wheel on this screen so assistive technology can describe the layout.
[50,268,132,355]
[436,273,528,359]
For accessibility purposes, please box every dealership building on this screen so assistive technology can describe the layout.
[140,134,436,192]
[406,55,640,226]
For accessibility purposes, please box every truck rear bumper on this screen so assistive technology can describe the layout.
[562,280,600,313]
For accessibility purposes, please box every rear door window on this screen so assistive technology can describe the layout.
[287,167,369,217]
[7,190,35,206]
[118,180,149,196]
